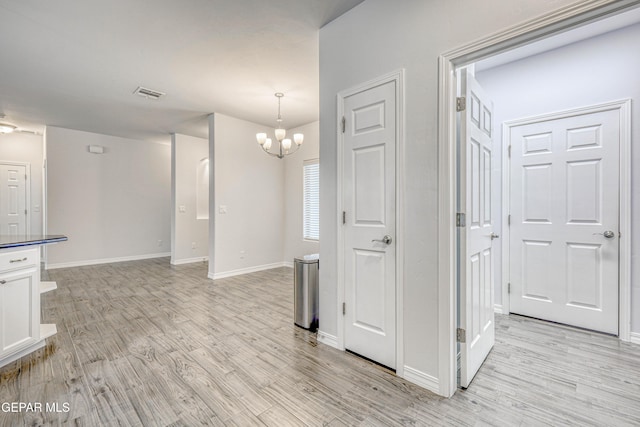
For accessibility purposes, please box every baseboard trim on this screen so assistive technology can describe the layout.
[283,261,294,268]
[0,340,45,368]
[317,331,339,349]
[46,252,171,270]
[630,332,640,345]
[208,262,290,280]
[171,256,209,266]
[494,304,504,314]
[403,366,440,395]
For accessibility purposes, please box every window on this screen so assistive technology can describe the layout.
[303,159,319,241]
[196,158,209,220]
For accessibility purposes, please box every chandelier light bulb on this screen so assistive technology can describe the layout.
[294,133,304,146]
[256,133,267,145]
[274,128,286,142]
[282,138,292,152]
[263,138,273,151]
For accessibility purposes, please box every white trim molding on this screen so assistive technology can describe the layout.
[317,331,339,349]
[403,366,440,395]
[630,333,640,346]
[494,304,504,315]
[170,256,209,266]
[336,69,405,375]
[438,0,640,399]
[46,252,171,270]
[208,262,289,280]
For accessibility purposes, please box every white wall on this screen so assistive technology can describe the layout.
[283,121,320,264]
[46,126,171,267]
[475,23,640,333]
[319,0,577,392]
[171,133,209,265]
[211,114,285,277]
[0,132,43,235]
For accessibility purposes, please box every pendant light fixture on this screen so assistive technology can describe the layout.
[0,114,16,134]
[256,93,303,159]
[0,123,16,134]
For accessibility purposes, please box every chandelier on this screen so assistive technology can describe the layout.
[256,93,303,159]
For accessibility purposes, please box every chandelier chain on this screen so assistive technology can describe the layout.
[276,92,283,123]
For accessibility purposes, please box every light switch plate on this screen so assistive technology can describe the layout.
[219,205,227,214]
[179,205,186,213]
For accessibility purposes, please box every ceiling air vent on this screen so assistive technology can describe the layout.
[133,86,166,100]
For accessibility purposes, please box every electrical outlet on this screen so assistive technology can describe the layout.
[192,242,197,249]
[240,250,245,259]
[219,205,227,214]
[157,240,163,247]
[179,205,186,213]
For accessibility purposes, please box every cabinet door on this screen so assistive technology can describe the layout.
[0,267,38,356]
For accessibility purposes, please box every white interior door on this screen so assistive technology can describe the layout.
[343,80,396,369]
[508,107,620,335]
[458,69,495,388]
[0,163,27,239]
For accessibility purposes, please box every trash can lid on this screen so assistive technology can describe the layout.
[294,253,319,263]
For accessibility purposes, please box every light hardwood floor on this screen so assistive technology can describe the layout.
[1,258,639,426]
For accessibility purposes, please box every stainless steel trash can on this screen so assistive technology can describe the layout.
[294,254,319,331]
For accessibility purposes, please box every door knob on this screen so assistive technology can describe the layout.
[490,233,499,240]
[372,235,392,245]
[593,230,615,239]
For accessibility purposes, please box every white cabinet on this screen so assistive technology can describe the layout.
[0,264,39,356]
[0,246,55,367]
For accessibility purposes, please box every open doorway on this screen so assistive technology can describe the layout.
[448,3,640,390]
[473,13,637,340]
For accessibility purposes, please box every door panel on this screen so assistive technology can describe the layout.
[566,160,600,223]
[353,249,386,334]
[354,146,385,223]
[566,243,601,309]
[343,80,396,369]
[509,108,619,334]
[459,69,495,388]
[522,240,552,301]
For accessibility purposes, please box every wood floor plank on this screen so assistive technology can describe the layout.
[257,404,305,427]
[3,258,640,426]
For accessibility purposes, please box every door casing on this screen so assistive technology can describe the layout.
[336,69,405,377]
[501,100,631,335]
[438,0,640,398]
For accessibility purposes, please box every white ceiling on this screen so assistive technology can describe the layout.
[475,5,640,72]
[0,0,364,142]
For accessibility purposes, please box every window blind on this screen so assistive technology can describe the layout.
[303,159,320,241]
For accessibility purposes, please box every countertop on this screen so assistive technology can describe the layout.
[0,235,68,250]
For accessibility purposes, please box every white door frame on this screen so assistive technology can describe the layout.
[336,69,405,376]
[501,99,631,338]
[0,160,31,236]
[437,0,640,398]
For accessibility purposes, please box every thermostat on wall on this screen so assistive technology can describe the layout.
[88,145,104,154]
